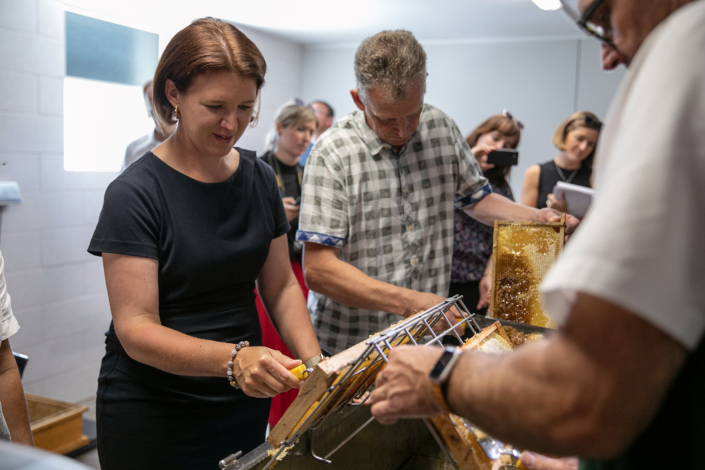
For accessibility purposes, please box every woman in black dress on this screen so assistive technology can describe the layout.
[521,111,602,212]
[88,18,321,470]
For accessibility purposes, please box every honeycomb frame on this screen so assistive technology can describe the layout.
[488,215,565,329]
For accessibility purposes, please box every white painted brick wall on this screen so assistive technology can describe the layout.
[0,0,306,404]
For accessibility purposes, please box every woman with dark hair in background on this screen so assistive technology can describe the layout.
[88,18,321,469]
[521,111,602,212]
[257,101,317,427]
[450,112,522,315]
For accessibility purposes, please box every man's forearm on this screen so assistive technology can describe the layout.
[446,338,599,456]
[303,244,417,318]
[0,341,33,445]
[445,295,687,458]
[464,193,539,226]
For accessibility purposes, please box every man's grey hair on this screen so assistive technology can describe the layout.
[354,30,427,102]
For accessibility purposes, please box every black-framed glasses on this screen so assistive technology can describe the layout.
[559,0,615,49]
[502,109,525,131]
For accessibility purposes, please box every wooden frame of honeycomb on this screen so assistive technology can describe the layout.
[488,216,565,329]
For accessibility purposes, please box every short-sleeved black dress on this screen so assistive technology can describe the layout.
[88,150,290,470]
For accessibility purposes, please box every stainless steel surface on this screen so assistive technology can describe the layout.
[0,441,92,470]
[220,451,243,468]
[478,437,521,460]
[226,406,449,470]
[311,416,376,463]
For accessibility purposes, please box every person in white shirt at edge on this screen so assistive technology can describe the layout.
[369,1,705,470]
[121,80,176,172]
[0,252,33,445]
[297,29,578,357]
[297,100,334,169]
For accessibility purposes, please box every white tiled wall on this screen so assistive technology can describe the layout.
[0,0,307,404]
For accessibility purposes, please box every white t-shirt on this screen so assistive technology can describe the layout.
[541,0,705,350]
[0,252,17,343]
[0,251,17,441]
[122,130,160,172]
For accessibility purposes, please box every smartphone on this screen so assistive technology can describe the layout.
[486,149,519,166]
[294,196,302,205]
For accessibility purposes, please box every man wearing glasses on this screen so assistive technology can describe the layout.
[370,1,705,469]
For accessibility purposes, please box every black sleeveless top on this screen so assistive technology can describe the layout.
[537,161,592,209]
[260,151,302,260]
[580,336,705,469]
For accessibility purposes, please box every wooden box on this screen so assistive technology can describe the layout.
[26,394,89,454]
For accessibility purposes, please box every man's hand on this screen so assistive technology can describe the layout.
[546,194,568,214]
[282,197,300,222]
[405,291,466,335]
[533,207,579,235]
[370,345,444,424]
[478,275,492,310]
[520,452,578,470]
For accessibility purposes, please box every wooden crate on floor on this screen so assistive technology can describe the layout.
[26,394,89,455]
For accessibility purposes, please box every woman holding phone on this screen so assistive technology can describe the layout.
[450,112,522,315]
[88,18,321,469]
[521,111,602,211]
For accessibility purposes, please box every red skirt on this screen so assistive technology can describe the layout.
[255,259,308,428]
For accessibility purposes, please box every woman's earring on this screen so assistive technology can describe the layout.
[175,106,181,120]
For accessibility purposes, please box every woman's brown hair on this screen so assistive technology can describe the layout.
[466,114,522,188]
[552,111,602,169]
[152,17,267,133]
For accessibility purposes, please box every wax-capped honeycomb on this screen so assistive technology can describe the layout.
[492,223,561,328]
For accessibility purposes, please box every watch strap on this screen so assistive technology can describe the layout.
[431,382,451,413]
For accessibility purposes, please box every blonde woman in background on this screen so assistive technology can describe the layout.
[521,112,602,212]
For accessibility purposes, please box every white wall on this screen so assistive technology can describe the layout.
[234,24,304,155]
[301,37,626,196]
[0,2,305,404]
[0,0,114,403]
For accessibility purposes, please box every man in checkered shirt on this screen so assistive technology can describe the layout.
[297,30,576,355]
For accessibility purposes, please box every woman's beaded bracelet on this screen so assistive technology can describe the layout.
[227,341,249,389]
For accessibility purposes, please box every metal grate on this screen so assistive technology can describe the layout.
[261,295,481,470]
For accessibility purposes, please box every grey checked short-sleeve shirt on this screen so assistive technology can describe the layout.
[296,103,491,354]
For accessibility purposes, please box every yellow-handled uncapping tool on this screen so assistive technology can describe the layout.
[289,364,308,380]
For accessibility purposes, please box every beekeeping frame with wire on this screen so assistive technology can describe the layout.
[259,296,482,470]
[489,215,566,329]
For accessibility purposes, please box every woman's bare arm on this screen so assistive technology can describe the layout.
[0,339,32,445]
[256,235,321,362]
[521,165,541,208]
[103,253,300,397]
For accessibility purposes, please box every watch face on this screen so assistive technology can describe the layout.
[430,347,456,380]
